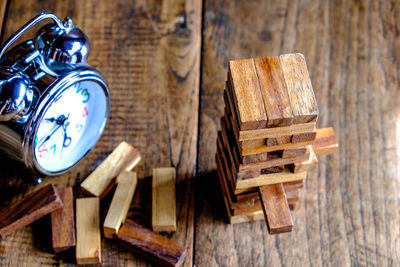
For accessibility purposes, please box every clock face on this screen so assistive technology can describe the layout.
[33,80,108,173]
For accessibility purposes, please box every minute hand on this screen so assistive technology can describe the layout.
[37,124,63,148]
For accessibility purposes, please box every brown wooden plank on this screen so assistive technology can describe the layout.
[228,58,267,130]
[51,187,75,253]
[115,219,187,267]
[76,198,101,265]
[279,53,319,124]
[258,183,293,234]
[254,56,293,127]
[0,184,63,238]
[313,127,339,156]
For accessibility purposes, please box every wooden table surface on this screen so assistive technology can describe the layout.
[0,0,399,266]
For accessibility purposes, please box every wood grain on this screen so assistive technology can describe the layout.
[0,184,63,238]
[116,219,187,267]
[279,53,319,123]
[80,141,140,198]
[228,58,267,130]
[104,171,137,238]
[76,198,101,265]
[152,167,176,233]
[292,131,317,144]
[282,146,308,159]
[0,0,201,266]
[196,0,400,266]
[51,187,75,253]
[312,127,339,156]
[288,146,318,173]
[254,56,293,127]
[258,183,293,234]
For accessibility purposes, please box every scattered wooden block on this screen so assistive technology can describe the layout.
[0,184,63,238]
[81,141,141,198]
[258,183,293,234]
[115,219,187,267]
[313,127,339,156]
[51,187,75,253]
[254,56,293,127]
[292,131,316,143]
[76,198,101,265]
[228,58,267,130]
[152,168,176,233]
[279,53,318,124]
[104,171,138,238]
[282,146,308,158]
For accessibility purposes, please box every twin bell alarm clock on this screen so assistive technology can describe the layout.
[0,12,110,176]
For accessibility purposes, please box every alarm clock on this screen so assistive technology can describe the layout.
[0,12,110,176]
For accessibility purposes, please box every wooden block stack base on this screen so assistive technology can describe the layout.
[216,54,339,234]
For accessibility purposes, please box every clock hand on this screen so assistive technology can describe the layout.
[37,114,69,148]
[60,115,72,157]
[37,124,62,148]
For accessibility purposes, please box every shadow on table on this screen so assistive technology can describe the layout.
[195,170,228,224]
[0,155,36,207]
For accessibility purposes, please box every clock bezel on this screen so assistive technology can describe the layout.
[23,68,110,176]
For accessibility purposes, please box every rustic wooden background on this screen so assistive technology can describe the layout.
[0,0,399,266]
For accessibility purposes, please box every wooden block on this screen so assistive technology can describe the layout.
[51,187,75,253]
[260,166,284,174]
[152,168,176,232]
[235,169,306,193]
[220,118,310,172]
[292,131,316,143]
[81,141,141,198]
[104,171,138,238]
[76,198,101,265]
[238,122,316,141]
[241,139,266,149]
[0,184,63,238]
[266,136,292,147]
[115,220,187,267]
[228,58,267,130]
[258,183,293,234]
[313,127,339,156]
[279,53,318,124]
[241,139,314,156]
[254,56,293,127]
[225,82,316,141]
[242,153,269,164]
[282,146,308,158]
[289,146,318,173]
[283,180,304,192]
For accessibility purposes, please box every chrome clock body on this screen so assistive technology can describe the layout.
[0,13,110,176]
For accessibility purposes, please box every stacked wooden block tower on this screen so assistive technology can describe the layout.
[216,53,338,234]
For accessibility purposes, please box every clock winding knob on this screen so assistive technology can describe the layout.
[35,17,90,64]
[0,67,35,121]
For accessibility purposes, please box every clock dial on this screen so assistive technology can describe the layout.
[34,80,107,173]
